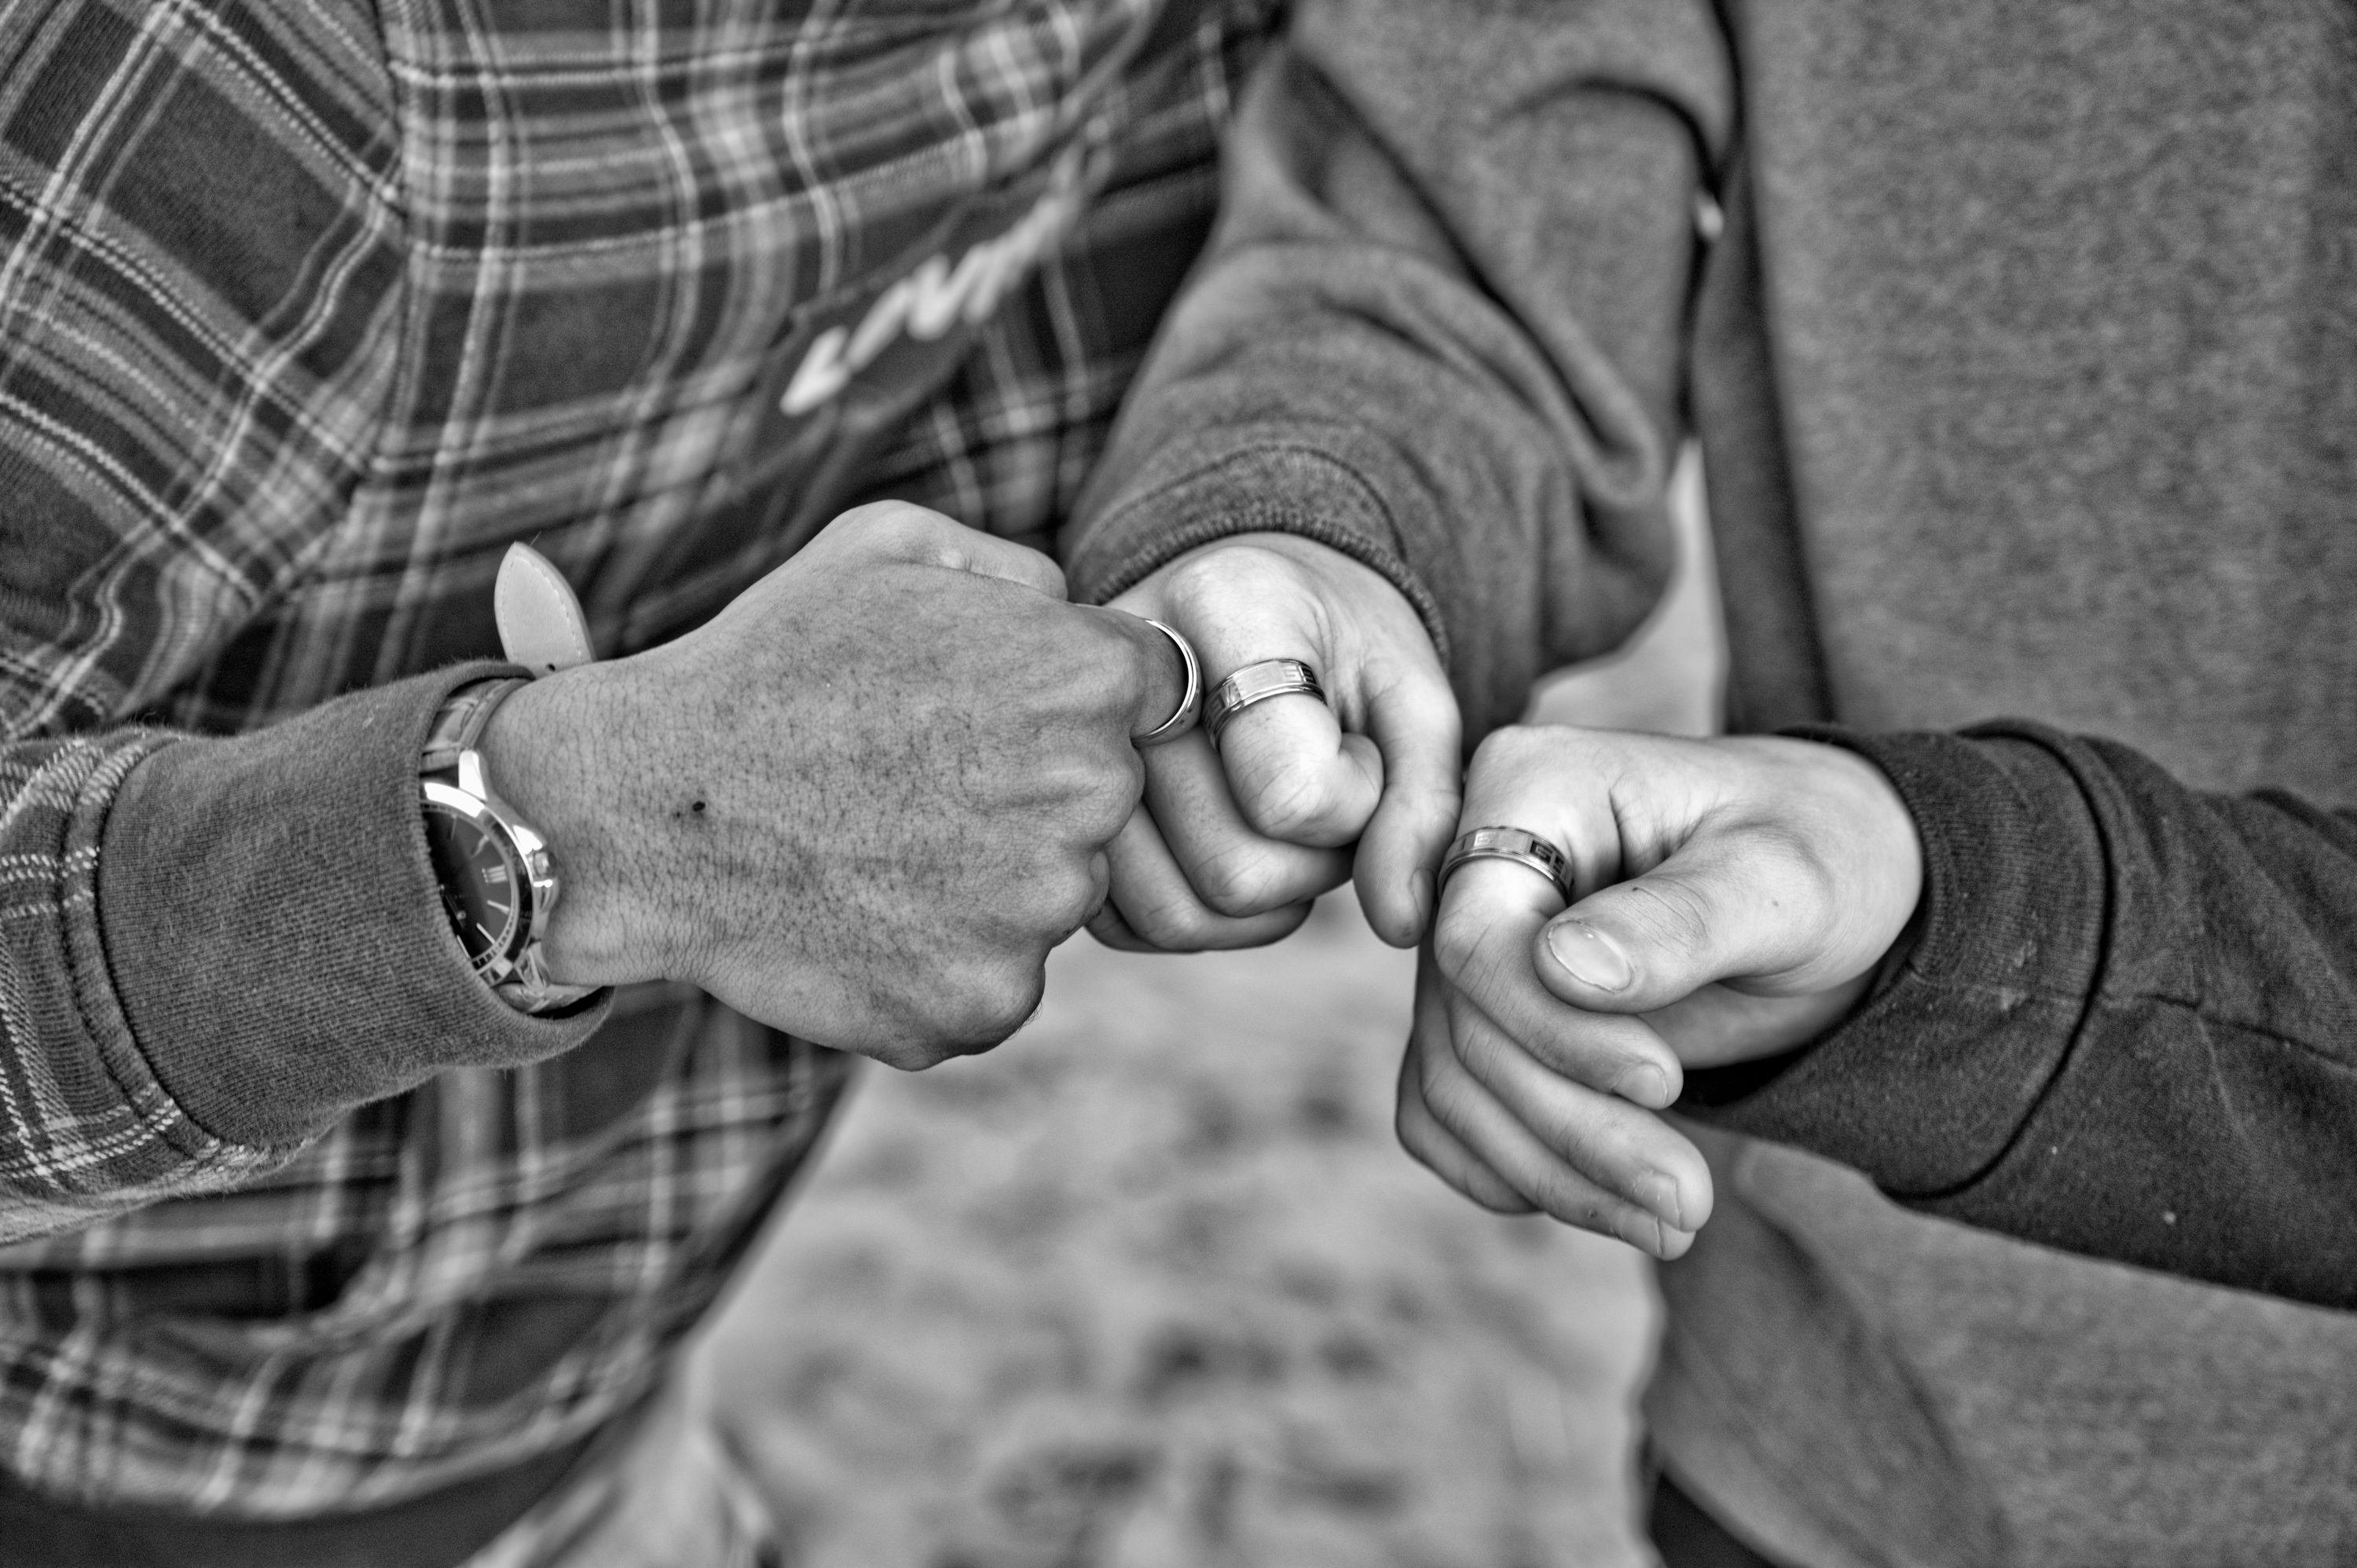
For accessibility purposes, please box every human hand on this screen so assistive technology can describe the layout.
[1396,725,1923,1256]
[1091,534,1461,952]
[479,502,1192,1068]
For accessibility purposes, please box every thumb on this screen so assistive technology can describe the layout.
[1533,833,1826,1015]
[1087,607,1200,745]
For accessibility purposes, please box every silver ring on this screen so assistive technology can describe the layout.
[1204,658,1327,750]
[1438,826,1575,905]
[1134,619,1202,746]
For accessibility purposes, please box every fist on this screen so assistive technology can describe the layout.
[1398,724,1924,1256]
[1094,534,1462,953]
[484,503,1193,1067]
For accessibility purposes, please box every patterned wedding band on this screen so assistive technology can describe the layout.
[1204,658,1327,750]
[1133,618,1203,746]
[1438,826,1576,905]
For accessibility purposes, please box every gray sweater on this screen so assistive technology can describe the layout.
[1069,0,2357,1560]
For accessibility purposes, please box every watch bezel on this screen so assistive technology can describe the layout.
[423,771,554,984]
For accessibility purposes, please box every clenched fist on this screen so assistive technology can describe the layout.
[479,503,1192,1067]
[1095,533,1463,952]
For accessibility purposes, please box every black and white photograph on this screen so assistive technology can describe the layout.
[0,1,2352,1563]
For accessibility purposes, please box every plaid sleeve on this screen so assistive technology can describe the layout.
[0,730,289,1239]
[0,4,605,1240]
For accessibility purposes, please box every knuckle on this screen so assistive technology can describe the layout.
[1081,758,1146,835]
[835,498,943,549]
[1468,724,1546,778]
[1749,818,1841,907]
[1046,862,1105,936]
[1163,541,1295,619]
[933,962,1047,1050]
[979,967,1048,1041]
[867,1039,946,1072]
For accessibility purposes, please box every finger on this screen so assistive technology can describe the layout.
[1102,804,1318,951]
[1078,607,1200,744]
[817,500,1069,597]
[1086,900,1159,953]
[1434,855,1684,1108]
[1398,1049,1536,1215]
[1447,984,1711,1232]
[1217,676,1380,849]
[1351,655,1462,947]
[1535,833,1835,1017]
[1142,731,1353,918]
[1407,956,1695,1258]
[1396,953,1535,1213]
[1159,548,1380,848]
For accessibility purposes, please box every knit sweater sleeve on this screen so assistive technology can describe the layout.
[0,672,613,1244]
[1684,723,2357,1310]
[1062,0,1735,737]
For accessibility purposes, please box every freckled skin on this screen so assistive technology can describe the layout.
[478,504,1181,1069]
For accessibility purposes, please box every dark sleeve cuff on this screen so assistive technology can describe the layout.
[99,662,610,1151]
[1064,434,1454,670]
[1680,725,2108,1195]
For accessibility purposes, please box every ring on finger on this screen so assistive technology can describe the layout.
[1204,658,1326,750]
[1438,826,1575,906]
[1134,619,1203,746]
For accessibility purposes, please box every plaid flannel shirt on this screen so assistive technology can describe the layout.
[0,0,1269,1521]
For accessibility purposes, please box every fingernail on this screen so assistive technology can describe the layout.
[1612,1208,1673,1258]
[1613,1062,1673,1110]
[1634,1171,1684,1231]
[1547,921,1633,992]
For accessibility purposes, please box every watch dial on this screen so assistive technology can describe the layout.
[423,803,525,970]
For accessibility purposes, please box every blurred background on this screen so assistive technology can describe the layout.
[689,459,1722,1567]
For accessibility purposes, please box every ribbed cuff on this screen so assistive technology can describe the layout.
[1065,436,1453,669]
[100,662,611,1150]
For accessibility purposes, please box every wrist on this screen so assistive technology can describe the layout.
[475,659,683,989]
[1749,733,1926,979]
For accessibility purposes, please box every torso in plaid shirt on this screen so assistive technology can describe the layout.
[0,0,1270,1524]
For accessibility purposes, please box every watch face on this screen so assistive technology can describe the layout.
[423,800,526,971]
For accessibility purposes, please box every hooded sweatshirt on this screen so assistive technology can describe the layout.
[1069,0,2357,1561]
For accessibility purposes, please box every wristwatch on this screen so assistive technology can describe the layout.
[420,678,597,1015]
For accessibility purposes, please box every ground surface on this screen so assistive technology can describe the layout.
[695,900,1659,1568]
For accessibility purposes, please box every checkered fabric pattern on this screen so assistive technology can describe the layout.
[0,0,1269,1517]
